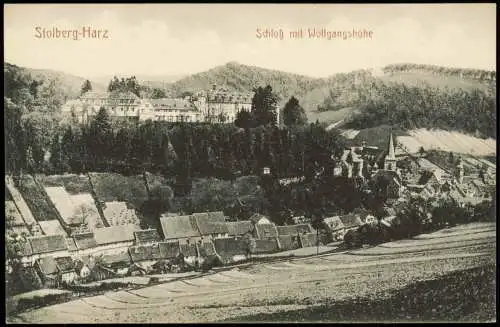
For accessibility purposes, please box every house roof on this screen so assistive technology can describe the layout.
[339,214,363,229]
[6,201,25,226]
[36,256,59,275]
[276,224,313,236]
[134,229,161,244]
[207,91,253,104]
[72,232,97,250]
[101,251,131,266]
[248,213,270,225]
[54,256,75,273]
[255,224,278,239]
[150,98,197,110]
[93,225,139,245]
[193,212,229,235]
[80,91,109,99]
[129,244,162,262]
[213,237,248,258]
[108,91,139,100]
[38,220,67,237]
[160,214,201,240]
[29,235,68,255]
[158,241,181,259]
[179,243,197,257]
[226,221,254,236]
[323,216,345,232]
[197,241,216,257]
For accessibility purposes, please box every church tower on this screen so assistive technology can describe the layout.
[383,133,397,171]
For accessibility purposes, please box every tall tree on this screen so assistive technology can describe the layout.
[251,85,279,127]
[283,96,308,126]
[80,80,93,95]
[234,109,254,129]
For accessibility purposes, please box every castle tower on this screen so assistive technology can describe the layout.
[384,133,397,171]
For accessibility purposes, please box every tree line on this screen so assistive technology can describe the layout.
[345,81,497,139]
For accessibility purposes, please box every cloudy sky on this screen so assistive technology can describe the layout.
[4,4,496,79]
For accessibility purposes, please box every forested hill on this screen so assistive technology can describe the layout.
[4,62,105,99]
[166,61,322,100]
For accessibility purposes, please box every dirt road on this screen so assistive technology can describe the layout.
[9,222,496,323]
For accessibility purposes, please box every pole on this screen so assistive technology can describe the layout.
[316,216,319,256]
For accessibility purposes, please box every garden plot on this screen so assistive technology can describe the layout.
[380,230,496,248]
[414,227,496,240]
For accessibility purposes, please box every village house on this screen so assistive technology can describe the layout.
[192,212,230,240]
[200,84,254,124]
[133,229,162,245]
[91,225,140,256]
[225,221,254,239]
[159,214,203,243]
[34,256,77,288]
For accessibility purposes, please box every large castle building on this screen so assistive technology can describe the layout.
[62,84,280,125]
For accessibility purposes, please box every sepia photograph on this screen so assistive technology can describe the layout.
[4,3,497,323]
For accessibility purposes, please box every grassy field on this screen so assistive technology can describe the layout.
[88,173,149,210]
[16,175,60,222]
[36,174,93,195]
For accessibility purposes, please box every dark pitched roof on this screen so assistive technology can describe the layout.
[73,232,97,250]
[255,224,278,239]
[213,237,248,258]
[276,224,313,236]
[54,256,75,273]
[93,225,139,245]
[179,243,197,257]
[129,244,163,262]
[158,241,181,259]
[226,221,254,236]
[134,229,161,244]
[339,214,363,229]
[36,256,59,275]
[193,212,229,235]
[197,241,216,257]
[29,235,68,255]
[100,251,131,266]
[160,215,201,240]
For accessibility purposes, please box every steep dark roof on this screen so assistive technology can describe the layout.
[158,241,181,259]
[213,238,248,259]
[134,229,161,244]
[93,225,139,245]
[276,224,313,236]
[36,257,59,276]
[101,251,131,266]
[160,215,201,240]
[197,241,216,257]
[226,221,254,237]
[179,243,197,257]
[129,244,163,262]
[73,232,97,250]
[29,235,68,255]
[193,212,229,235]
[255,224,278,239]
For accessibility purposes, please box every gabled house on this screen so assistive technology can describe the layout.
[133,229,161,245]
[254,223,279,240]
[159,214,202,242]
[248,213,272,225]
[225,221,254,239]
[192,212,229,239]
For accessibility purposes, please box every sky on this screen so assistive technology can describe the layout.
[4,4,496,79]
